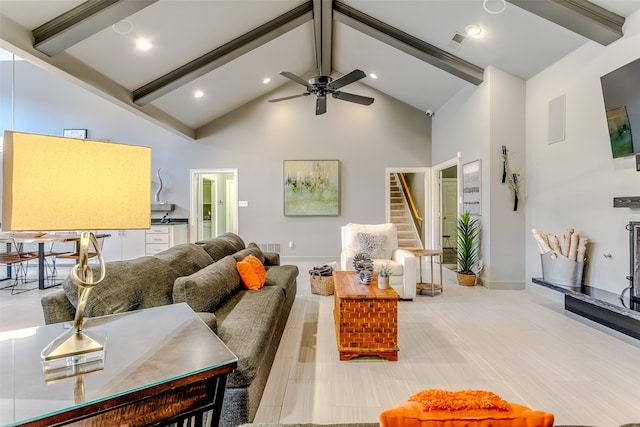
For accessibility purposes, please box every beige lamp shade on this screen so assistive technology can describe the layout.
[2,131,151,231]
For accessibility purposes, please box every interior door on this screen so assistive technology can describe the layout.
[190,169,238,242]
[442,178,457,247]
[225,180,235,233]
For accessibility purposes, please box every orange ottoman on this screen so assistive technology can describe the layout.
[380,390,554,427]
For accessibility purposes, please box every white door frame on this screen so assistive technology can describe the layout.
[189,169,238,242]
[430,157,460,251]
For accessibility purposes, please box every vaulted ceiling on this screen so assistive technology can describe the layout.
[1,0,640,140]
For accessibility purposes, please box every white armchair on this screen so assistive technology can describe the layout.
[340,223,416,299]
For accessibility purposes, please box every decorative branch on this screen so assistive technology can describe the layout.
[500,146,521,211]
[501,145,508,183]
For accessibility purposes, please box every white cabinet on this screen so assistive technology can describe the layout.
[145,224,188,255]
[101,230,146,262]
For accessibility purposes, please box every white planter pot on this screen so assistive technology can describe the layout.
[378,275,390,289]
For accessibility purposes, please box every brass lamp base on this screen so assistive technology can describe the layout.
[41,328,106,372]
[40,231,107,375]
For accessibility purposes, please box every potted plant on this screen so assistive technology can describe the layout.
[378,262,392,289]
[457,211,480,286]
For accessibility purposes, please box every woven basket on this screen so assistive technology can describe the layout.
[310,271,334,295]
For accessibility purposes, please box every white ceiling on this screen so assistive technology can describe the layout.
[1,0,640,139]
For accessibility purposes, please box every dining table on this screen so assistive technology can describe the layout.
[0,231,111,290]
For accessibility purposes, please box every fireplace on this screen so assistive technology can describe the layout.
[628,221,640,308]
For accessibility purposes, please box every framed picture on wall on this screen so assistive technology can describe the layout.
[283,160,340,216]
[63,129,87,139]
[462,160,481,215]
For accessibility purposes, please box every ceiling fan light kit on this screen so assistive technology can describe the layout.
[268,69,374,115]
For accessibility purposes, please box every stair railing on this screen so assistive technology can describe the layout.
[398,173,423,224]
[394,173,423,249]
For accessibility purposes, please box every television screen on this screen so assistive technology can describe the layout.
[600,57,640,158]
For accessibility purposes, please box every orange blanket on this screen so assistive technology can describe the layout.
[380,389,554,427]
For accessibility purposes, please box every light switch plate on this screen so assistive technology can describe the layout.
[238,201,249,207]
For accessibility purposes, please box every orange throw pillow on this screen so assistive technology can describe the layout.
[380,389,554,427]
[237,255,266,290]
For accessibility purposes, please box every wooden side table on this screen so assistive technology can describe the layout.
[411,249,444,296]
[332,271,399,361]
[1,303,237,427]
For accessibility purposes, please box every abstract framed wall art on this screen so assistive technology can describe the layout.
[606,106,634,158]
[462,160,481,215]
[283,160,340,216]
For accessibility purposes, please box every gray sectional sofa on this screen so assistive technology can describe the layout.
[40,232,299,427]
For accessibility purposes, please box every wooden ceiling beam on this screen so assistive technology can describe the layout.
[33,0,158,57]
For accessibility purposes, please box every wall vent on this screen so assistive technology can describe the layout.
[257,243,281,253]
[448,32,466,51]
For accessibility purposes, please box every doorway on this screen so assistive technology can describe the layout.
[190,169,238,242]
[385,167,430,249]
[432,158,459,266]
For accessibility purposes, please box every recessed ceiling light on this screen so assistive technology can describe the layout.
[194,90,204,98]
[136,38,152,51]
[263,77,271,84]
[483,0,506,14]
[465,24,482,37]
[370,73,378,79]
[112,20,133,35]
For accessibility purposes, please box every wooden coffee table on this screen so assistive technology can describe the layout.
[332,271,399,361]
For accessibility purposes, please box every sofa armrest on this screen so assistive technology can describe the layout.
[41,290,76,325]
[263,252,280,266]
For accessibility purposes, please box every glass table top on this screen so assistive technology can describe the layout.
[0,303,237,426]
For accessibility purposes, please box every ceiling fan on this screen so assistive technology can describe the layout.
[268,69,374,115]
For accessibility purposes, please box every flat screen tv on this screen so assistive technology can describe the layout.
[600,57,640,158]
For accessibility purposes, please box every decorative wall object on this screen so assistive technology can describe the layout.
[606,106,634,158]
[500,146,521,211]
[284,160,340,216]
[462,160,481,215]
[63,129,87,139]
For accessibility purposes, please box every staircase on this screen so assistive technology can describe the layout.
[389,174,422,249]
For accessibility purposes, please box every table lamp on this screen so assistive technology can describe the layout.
[2,131,151,370]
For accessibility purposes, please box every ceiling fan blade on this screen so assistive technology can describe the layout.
[332,91,374,106]
[268,93,309,103]
[280,71,310,88]
[329,69,366,90]
[316,96,327,115]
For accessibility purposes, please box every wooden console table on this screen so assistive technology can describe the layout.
[0,303,237,427]
[333,271,399,361]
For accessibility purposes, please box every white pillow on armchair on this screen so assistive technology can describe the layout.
[343,223,398,260]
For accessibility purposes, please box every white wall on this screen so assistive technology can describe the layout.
[433,67,526,288]
[0,59,431,262]
[525,11,640,294]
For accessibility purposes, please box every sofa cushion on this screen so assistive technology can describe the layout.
[237,255,266,290]
[63,256,176,317]
[246,242,266,263]
[233,245,265,263]
[215,285,285,388]
[196,232,246,262]
[154,243,214,277]
[197,312,218,333]
[265,264,298,297]
[173,255,241,312]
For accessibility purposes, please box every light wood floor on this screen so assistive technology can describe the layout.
[2,263,639,426]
